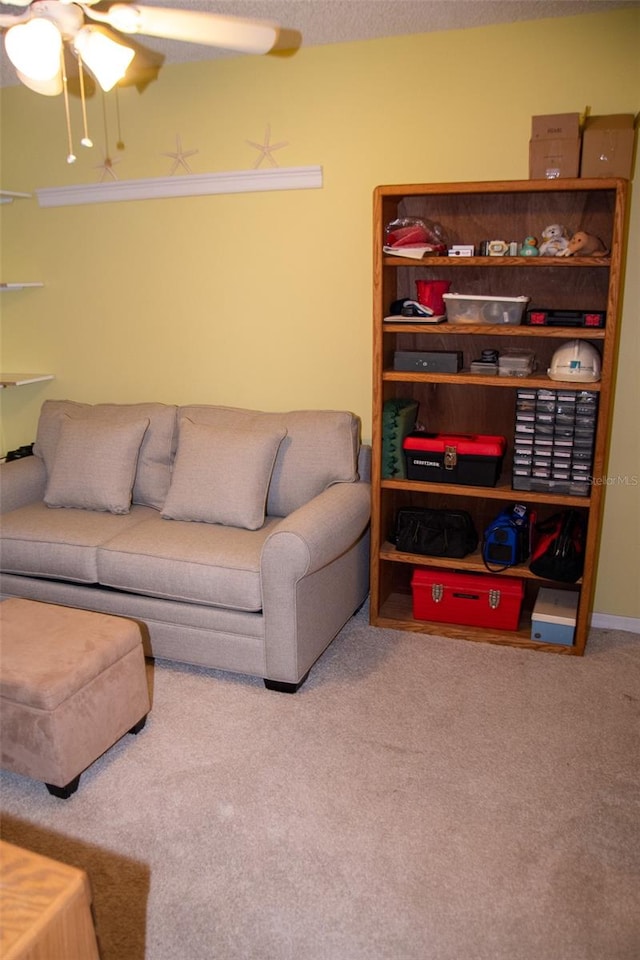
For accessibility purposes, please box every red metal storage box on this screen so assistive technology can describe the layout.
[411,568,524,630]
[403,433,506,487]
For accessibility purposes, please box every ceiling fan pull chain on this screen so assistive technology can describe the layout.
[102,89,109,150]
[115,86,125,151]
[60,49,76,164]
[77,54,93,149]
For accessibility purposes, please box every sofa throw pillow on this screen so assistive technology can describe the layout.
[179,406,360,517]
[44,416,150,514]
[162,418,286,530]
[34,400,178,509]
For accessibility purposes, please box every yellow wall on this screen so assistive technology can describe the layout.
[1,8,639,618]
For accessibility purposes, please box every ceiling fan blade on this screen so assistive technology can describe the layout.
[88,4,280,54]
[269,27,302,56]
[109,28,165,91]
[0,11,30,27]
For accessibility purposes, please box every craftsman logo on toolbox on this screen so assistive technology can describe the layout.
[403,432,507,488]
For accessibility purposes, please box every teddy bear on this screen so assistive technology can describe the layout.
[538,224,570,257]
[557,231,609,258]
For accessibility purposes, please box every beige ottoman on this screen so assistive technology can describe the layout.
[0,598,150,799]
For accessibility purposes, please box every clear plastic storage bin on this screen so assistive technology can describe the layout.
[443,294,530,325]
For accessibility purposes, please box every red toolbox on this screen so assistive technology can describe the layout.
[411,568,524,630]
[403,433,506,487]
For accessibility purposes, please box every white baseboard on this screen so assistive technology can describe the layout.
[591,613,640,634]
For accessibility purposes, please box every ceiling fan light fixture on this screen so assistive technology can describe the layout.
[5,17,62,84]
[16,67,62,95]
[98,3,141,34]
[73,25,134,92]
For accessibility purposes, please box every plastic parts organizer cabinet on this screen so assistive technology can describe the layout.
[370,178,629,655]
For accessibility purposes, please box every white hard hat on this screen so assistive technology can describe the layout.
[548,340,601,382]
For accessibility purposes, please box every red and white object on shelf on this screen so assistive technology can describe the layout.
[403,433,506,487]
[411,568,525,631]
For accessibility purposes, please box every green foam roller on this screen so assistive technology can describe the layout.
[382,399,419,479]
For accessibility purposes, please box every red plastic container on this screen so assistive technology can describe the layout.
[411,568,524,630]
[403,432,506,487]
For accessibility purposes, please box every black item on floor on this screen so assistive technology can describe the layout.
[394,507,479,559]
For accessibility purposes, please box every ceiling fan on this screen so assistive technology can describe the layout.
[0,1,300,161]
[0,1,300,94]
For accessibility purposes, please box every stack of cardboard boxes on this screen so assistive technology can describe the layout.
[529,112,637,180]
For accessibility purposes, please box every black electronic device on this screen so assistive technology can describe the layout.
[393,350,462,373]
[524,308,606,328]
[5,444,34,462]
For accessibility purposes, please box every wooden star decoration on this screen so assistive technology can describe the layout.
[162,135,199,175]
[246,124,289,169]
[94,155,120,183]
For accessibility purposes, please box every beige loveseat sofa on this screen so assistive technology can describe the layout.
[0,400,371,692]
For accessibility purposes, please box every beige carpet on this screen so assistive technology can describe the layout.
[1,602,638,960]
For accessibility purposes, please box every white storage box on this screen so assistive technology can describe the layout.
[531,588,579,646]
[498,351,536,377]
[444,294,530,325]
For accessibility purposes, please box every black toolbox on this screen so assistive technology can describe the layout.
[403,432,506,487]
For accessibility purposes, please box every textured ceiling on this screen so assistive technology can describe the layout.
[0,0,638,87]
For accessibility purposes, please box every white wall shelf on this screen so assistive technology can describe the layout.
[1,282,44,290]
[36,165,323,208]
[0,374,54,388]
[0,191,31,204]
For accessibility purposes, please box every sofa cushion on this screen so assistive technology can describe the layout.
[162,418,286,530]
[179,406,360,517]
[44,416,149,514]
[34,400,178,510]
[98,514,281,611]
[0,503,156,584]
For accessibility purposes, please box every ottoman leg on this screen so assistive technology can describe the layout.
[129,714,148,735]
[43,715,147,798]
[46,775,81,800]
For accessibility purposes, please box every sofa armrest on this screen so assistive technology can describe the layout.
[260,480,371,686]
[261,480,370,582]
[0,457,47,514]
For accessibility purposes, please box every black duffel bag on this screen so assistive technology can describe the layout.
[394,507,479,559]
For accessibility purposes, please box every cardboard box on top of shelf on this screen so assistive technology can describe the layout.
[529,140,581,179]
[529,113,582,180]
[531,114,581,140]
[581,114,637,179]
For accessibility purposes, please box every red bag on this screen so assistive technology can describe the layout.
[386,224,429,247]
[529,511,586,583]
